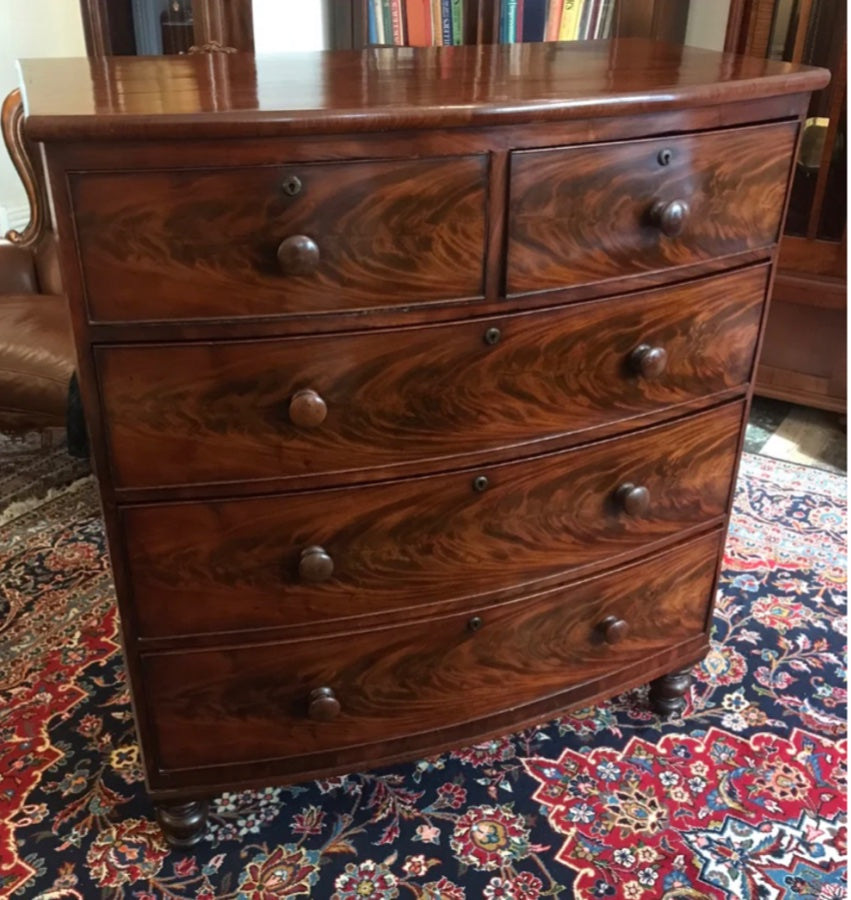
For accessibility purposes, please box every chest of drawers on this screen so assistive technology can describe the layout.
[20,40,827,847]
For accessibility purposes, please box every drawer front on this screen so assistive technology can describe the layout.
[507,122,796,294]
[124,403,741,639]
[70,156,487,322]
[98,266,765,491]
[141,532,720,772]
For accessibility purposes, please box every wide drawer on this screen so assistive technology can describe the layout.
[70,155,487,322]
[507,121,796,294]
[97,266,765,491]
[141,531,720,773]
[123,403,741,639]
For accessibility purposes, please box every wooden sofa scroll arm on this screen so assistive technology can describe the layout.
[2,88,50,250]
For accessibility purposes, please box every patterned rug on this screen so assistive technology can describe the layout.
[0,452,845,899]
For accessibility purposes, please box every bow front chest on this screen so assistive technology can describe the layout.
[19,40,828,846]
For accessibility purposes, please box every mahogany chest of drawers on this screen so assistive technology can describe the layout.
[20,40,827,846]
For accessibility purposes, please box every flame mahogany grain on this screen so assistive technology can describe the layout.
[70,156,487,321]
[507,121,797,294]
[123,403,742,640]
[140,531,722,778]
[97,266,766,492]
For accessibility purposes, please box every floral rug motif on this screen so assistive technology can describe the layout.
[0,452,845,899]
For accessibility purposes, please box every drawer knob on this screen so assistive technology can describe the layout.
[599,615,630,645]
[299,545,334,582]
[616,482,651,516]
[289,389,327,427]
[649,199,689,237]
[629,344,668,379]
[308,687,341,721]
[277,234,320,275]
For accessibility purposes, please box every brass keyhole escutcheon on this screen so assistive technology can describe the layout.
[484,327,502,346]
[282,174,302,196]
[473,475,490,493]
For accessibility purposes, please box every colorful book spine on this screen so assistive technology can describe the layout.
[368,0,378,43]
[451,0,463,45]
[440,0,453,44]
[406,0,433,45]
[524,0,548,41]
[596,0,614,38]
[390,0,405,44]
[546,0,563,40]
[432,0,443,44]
[381,0,393,44]
[372,0,386,42]
[557,0,581,40]
[501,0,519,42]
[578,0,594,39]
[515,0,525,41]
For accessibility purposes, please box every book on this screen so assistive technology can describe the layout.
[516,0,525,41]
[371,0,386,42]
[406,0,433,45]
[522,0,547,41]
[382,0,393,44]
[389,0,405,44]
[596,0,614,38]
[578,0,594,39]
[432,0,443,44]
[451,0,463,45]
[441,0,452,44]
[367,0,378,43]
[500,0,519,43]
[557,0,582,40]
[545,0,563,41]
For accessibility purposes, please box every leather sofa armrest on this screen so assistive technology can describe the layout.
[34,234,63,296]
[0,240,39,294]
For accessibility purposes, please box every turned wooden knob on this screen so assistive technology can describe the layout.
[599,615,630,645]
[299,546,334,582]
[629,344,668,379]
[616,482,651,516]
[649,199,689,237]
[289,389,327,427]
[276,234,320,275]
[308,687,341,721]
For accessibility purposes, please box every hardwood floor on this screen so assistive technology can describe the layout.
[745,397,847,474]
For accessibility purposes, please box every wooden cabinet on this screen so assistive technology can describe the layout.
[20,40,826,847]
[731,0,846,411]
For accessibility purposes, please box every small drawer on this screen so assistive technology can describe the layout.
[97,266,766,491]
[123,402,741,639]
[140,531,720,774]
[507,121,796,294]
[70,155,487,322]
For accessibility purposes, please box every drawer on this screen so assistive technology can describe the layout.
[98,266,766,491]
[70,156,487,322]
[123,403,741,639]
[141,531,720,773]
[507,122,796,294]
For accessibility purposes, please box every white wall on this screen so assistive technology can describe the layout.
[685,0,731,51]
[252,0,327,53]
[0,0,86,232]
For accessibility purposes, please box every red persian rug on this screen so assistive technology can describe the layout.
[0,452,846,899]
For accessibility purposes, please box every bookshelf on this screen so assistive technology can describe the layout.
[733,0,846,412]
[330,1,693,50]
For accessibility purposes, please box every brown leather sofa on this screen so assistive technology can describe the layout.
[1,88,83,450]
[0,234,76,431]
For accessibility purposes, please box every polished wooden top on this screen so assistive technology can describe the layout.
[19,39,828,141]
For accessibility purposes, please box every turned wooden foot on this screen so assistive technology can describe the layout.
[155,799,209,848]
[649,667,692,718]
